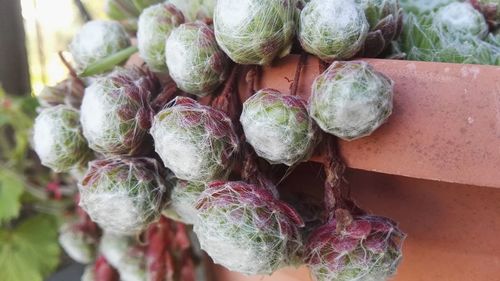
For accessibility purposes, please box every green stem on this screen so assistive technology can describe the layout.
[79,45,138,77]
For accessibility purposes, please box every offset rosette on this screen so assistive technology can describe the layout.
[137,2,185,72]
[305,214,405,281]
[33,105,92,172]
[240,89,319,166]
[80,67,160,155]
[166,22,230,97]
[194,181,304,275]
[299,0,369,61]
[79,157,170,234]
[213,0,298,65]
[150,97,239,182]
[309,61,394,141]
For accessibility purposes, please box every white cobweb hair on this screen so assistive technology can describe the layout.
[78,157,170,235]
[69,20,130,72]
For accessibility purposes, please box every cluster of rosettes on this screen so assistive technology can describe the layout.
[79,157,170,234]
[69,20,131,73]
[299,0,369,62]
[358,0,404,57]
[150,97,239,183]
[137,3,185,72]
[240,89,319,166]
[194,181,305,275]
[214,0,298,65]
[80,67,160,155]
[163,180,206,225]
[165,22,231,97]
[33,105,92,172]
[401,2,499,65]
[305,214,405,281]
[310,61,394,141]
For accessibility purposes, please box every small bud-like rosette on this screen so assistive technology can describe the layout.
[471,0,499,27]
[194,181,304,275]
[38,78,84,109]
[305,215,405,281]
[213,0,298,65]
[163,180,206,225]
[240,89,319,166]
[357,0,404,57]
[69,20,131,73]
[299,0,369,62]
[33,105,92,173]
[434,2,489,39]
[150,97,239,182]
[58,221,98,264]
[166,22,231,97]
[79,157,170,234]
[80,67,159,155]
[309,61,394,141]
[137,2,185,72]
[169,0,216,23]
[100,231,147,281]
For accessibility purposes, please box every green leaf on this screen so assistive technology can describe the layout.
[0,215,61,281]
[0,170,24,223]
[79,45,138,77]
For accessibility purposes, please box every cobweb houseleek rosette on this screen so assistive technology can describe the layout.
[166,22,231,97]
[169,0,217,23]
[150,96,240,183]
[58,221,99,264]
[80,67,160,156]
[305,210,405,281]
[356,0,404,57]
[79,157,170,234]
[309,61,394,141]
[37,78,85,109]
[33,105,92,173]
[299,0,369,62]
[163,180,206,225]
[213,0,298,65]
[137,2,185,72]
[100,231,148,281]
[434,2,489,39]
[194,181,304,275]
[240,89,319,166]
[69,20,132,74]
[470,0,500,28]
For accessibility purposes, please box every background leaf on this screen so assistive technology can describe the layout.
[0,215,60,281]
[0,170,24,223]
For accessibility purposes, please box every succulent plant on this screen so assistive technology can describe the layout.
[309,61,394,141]
[356,0,404,57]
[33,105,92,173]
[58,221,98,264]
[137,3,185,72]
[79,157,170,234]
[240,89,319,166]
[80,67,160,156]
[163,180,206,225]
[100,231,147,281]
[299,0,369,62]
[166,22,231,97]
[194,181,304,275]
[401,3,500,65]
[305,212,405,281]
[213,0,298,65]
[169,0,216,23]
[37,78,84,109]
[470,0,500,28]
[399,0,453,15]
[69,20,131,73]
[150,97,240,183]
[434,2,489,38]
[105,0,164,32]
